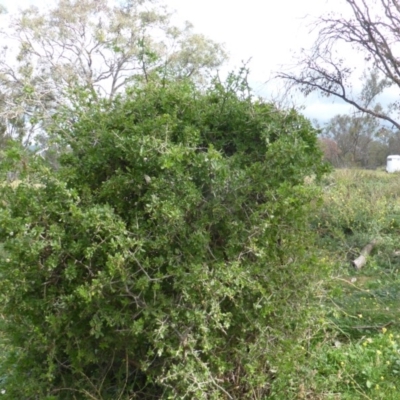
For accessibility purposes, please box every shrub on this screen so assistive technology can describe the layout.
[0,75,328,398]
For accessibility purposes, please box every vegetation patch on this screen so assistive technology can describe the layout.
[0,76,328,399]
[273,169,400,399]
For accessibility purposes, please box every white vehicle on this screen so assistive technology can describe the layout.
[386,155,400,173]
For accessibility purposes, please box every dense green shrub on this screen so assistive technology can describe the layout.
[0,75,328,399]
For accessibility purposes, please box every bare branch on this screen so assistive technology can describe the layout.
[278,0,400,129]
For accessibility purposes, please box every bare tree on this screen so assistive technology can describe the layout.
[278,0,400,130]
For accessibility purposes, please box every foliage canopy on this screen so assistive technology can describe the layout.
[0,0,227,145]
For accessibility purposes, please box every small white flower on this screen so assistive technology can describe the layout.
[1,389,6,394]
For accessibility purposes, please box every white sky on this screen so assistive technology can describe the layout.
[0,0,374,124]
[166,0,349,124]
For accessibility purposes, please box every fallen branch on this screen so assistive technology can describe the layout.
[352,321,393,330]
[352,239,378,270]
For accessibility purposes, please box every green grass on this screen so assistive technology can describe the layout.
[283,169,400,399]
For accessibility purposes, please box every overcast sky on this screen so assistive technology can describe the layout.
[0,0,368,124]
[166,0,352,123]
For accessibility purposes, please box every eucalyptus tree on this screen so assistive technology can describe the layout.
[323,111,381,167]
[0,0,227,145]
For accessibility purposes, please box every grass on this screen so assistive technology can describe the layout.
[279,169,400,399]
